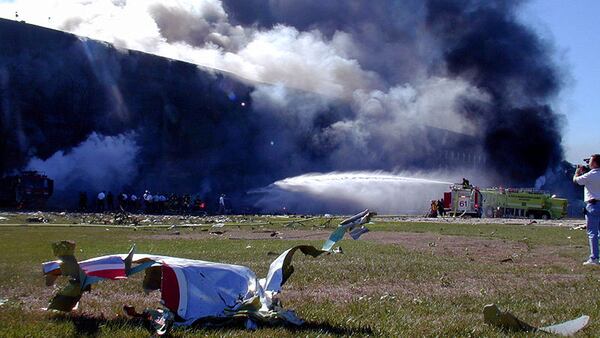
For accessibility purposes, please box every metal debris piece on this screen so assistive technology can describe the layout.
[483,304,589,336]
[41,209,376,334]
[322,209,375,252]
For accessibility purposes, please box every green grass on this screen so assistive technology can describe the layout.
[371,221,580,247]
[0,218,597,337]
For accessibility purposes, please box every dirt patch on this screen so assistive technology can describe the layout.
[143,229,558,265]
[360,231,527,263]
[362,232,578,268]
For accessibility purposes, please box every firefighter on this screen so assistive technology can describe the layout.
[96,191,106,212]
[143,191,153,213]
[118,192,128,210]
[429,200,438,217]
[436,199,445,217]
[462,178,470,188]
[218,194,226,215]
[129,194,138,212]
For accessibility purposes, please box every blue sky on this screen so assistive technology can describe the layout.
[521,0,600,163]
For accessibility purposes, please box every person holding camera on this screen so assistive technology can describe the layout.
[573,154,600,265]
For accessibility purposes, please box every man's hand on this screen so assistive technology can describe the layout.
[575,165,587,177]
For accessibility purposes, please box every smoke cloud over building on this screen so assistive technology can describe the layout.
[0,0,565,212]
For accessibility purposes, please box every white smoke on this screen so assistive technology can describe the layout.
[26,132,139,196]
[2,0,502,211]
[0,0,489,144]
[252,170,491,215]
[0,0,382,98]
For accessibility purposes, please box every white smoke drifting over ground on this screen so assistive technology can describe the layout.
[252,171,489,215]
[26,132,139,204]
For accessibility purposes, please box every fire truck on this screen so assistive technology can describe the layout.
[442,183,483,217]
[479,188,567,220]
[0,171,54,209]
[442,182,568,219]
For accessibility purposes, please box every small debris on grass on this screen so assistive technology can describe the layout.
[27,216,49,223]
[483,304,590,336]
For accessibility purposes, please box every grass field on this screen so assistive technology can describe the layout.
[0,214,598,337]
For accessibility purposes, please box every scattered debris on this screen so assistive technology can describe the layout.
[0,298,7,306]
[212,223,225,228]
[499,257,514,263]
[26,216,49,223]
[41,210,374,335]
[483,304,589,336]
[571,224,587,230]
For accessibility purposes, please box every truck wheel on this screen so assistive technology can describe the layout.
[527,212,536,219]
[485,207,494,218]
[541,213,550,220]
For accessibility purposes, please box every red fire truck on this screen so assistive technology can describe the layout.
[0,171,54,209]
[442,183,483,217]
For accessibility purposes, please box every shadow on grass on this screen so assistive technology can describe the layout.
[51,314,146,336]
[51,314,373,336]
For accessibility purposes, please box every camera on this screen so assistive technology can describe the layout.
[579,158,591,174]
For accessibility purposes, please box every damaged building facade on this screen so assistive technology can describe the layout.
[0,0,565,212]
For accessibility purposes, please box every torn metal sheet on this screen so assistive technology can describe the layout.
[483,304,589,336]
[322,209,375,251]
[42,210,374,334]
